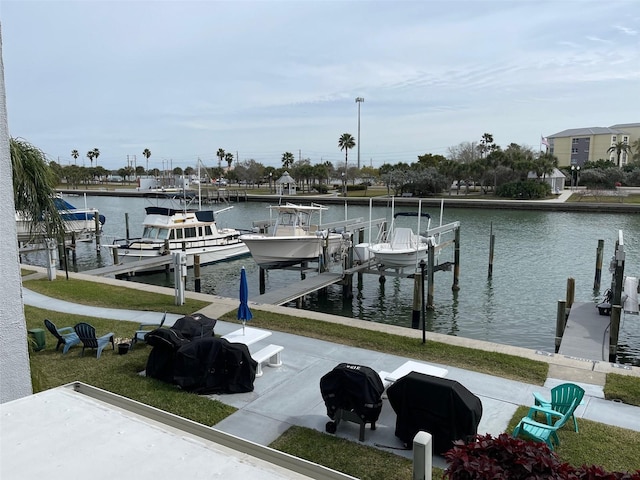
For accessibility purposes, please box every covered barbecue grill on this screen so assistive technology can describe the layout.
[387,371,483,454]
[319,363,385,441]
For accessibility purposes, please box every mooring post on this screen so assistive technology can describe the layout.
[70,232,77,264]
[555,300,566,352]
[94,212,101,254]
[420,259,426,343]
[357,229,365,283]
[488,222,495,279]
[427,246,435,310]
[259,268,266,294]
[594,239,604,290]
[609,305,621,362]
[566,277,575,309]
[194,254,201,293]
[452,226,460,291]
[112,245,119,264]
[125,212,130,241]
[412,270,422,329]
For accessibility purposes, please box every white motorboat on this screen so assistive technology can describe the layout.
[113,205,249,272]
[367,199,438,268]
[239,203,345,269]
[16,195,106,243]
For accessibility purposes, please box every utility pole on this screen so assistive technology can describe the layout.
[355,97,364,169]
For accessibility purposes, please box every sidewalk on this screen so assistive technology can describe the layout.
[22,281,640,468]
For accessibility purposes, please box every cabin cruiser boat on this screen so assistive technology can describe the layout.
[239,203,345,269]
[16,195,106,243]
[113,206,249,272]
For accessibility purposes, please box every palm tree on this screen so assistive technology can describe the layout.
[142,148,151,172]
[216,148,225,170]
[281,152,294,169]
[338,132,355,173]
[86,150,95,167]
[71,149,79,165]
[12,138,65,239]
[607,141,632,168]
[92,148,100,166]
[225,152,234,170]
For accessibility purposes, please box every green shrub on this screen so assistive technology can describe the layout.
[496,180,551,199]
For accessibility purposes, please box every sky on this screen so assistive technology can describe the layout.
[1,0,639,172]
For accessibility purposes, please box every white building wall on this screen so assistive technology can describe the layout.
[0,26,33,403]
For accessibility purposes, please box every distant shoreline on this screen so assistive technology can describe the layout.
[56,188,640,213]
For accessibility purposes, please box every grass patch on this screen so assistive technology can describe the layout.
[24,276,209,315]
[506,406,640,473]
[605,373,640,405]
[25,305,236,425]
[220,310,548,385]
[270,426,421,480]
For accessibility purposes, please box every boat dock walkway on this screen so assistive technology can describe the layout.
[558,302,610,363]
[83,255,173,277]
[250,272,343,306]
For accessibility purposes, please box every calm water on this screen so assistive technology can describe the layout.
[25,194,640,364]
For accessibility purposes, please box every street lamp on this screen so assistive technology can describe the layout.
[571,165,580,190]
[355,97,364,170]
[269,172,272,194]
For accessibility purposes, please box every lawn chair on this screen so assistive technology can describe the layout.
[532,382,585,432]
[512,397,579,450]
[131,312,167,348]
[44,318,80,354]
[74,322,114,359]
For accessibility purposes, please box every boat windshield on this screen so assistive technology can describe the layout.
[279,211,311,228]
[142,226,160,239]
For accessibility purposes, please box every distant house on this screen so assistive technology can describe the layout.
[546,123,640,168]
[527,168,566,194]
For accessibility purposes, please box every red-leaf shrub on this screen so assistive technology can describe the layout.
[442,434,640,480]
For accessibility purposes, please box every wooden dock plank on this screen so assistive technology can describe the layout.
[559,302,610,362]
[251,272,343,306]
[83,256,173,277]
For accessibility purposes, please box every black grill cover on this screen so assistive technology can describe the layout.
[145,328,191,383]
[171,314,216,340]
[387,372,483,454]
[172,337,257,394]
[320,363,385,424]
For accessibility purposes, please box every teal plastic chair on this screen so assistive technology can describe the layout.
[131,312,167,348]
[44,319,80,354]
[73,322,114,358]
[532,382,585,432]
[512,397,579,450]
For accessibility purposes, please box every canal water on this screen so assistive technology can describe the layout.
[24,194,640,365]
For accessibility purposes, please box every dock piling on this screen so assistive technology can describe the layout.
[566,277,575,309]
[555,300,566,352]
[488,223,495,279]
[594,239,604,290]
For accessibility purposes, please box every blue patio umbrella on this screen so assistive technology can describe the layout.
[238,266,253,334]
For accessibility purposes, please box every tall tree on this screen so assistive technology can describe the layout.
[281,151,294,169]
[11,138,65,239]
[477,133,497,159]
[225,152,234,170]
[632,138,640,163]
[71,149,79,165]
[92,147,100,166]
[216,148,225,170]
[86,150,95,167]
[607,141,632,168]
[338,132,355,172]
[142,148,151,172]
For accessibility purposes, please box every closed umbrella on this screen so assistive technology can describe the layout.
[238,266,253,334]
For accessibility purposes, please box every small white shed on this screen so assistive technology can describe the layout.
[276,171,296,195]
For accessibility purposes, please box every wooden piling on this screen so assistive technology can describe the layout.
[427,246,435,310]
[125,212,130,241]
[594,239,604,290]
[259,268,266,294]
[555,300,566,352]
[112,246,119,264]
[566,277,575,309]
[194,254,201,293]
[412,271,422,329]
[488,223,495,279]
[609,304,621,362]
[94,212,101,254]
[452,226,460,291]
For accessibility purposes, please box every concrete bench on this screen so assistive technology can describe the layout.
[251,344,284,377]
[380,360,448,390]
[222,327,272,346]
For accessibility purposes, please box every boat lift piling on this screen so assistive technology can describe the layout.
[94,213,101,254]
[594,239,605,290]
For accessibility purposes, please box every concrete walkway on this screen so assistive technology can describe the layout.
[21,271,640,468]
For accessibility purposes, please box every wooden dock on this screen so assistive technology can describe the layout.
[83,256,173,277]
[558,302,610,362]
[250,272,343,306]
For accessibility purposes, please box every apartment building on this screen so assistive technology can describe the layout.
[547,123,640,167]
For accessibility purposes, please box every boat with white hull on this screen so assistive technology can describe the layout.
[239,203,345,269]
[113,206,249,273]
[16,195,105,243]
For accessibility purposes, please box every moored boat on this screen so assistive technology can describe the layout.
[113,205,249,272]
[239,203,346,269]
[16,195,106,243]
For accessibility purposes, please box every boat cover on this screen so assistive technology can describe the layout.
[172,337,257,394]
[171,314,217,340]
[320,363,385,424]
[387,371,483,453]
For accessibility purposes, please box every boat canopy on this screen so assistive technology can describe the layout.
[393,212,431,219]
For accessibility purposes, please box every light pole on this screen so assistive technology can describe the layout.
[571,165,580,190]
[355,97,364,170]
[269,172,272,194]
[341,172,345,197]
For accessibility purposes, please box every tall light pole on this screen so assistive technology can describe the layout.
[355,97,364,170]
